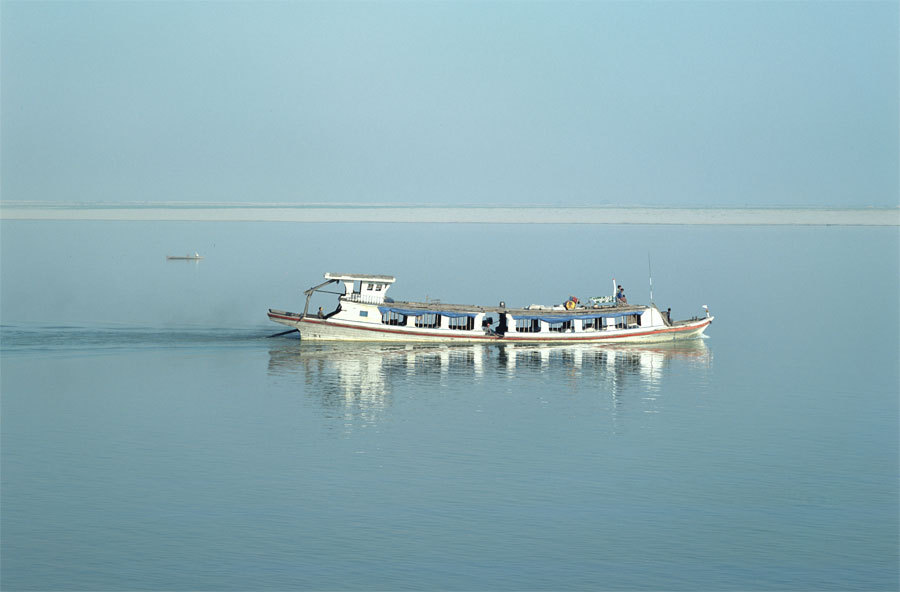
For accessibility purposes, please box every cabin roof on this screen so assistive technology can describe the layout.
[325,273,396,283]
[385,300,648,316]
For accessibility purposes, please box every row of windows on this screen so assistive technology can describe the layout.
[519,315,643,333]
[379,312,475,331]
[375,312,642,332]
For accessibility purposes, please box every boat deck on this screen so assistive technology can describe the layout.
[362,299,648,317]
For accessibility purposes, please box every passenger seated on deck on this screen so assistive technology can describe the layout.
[317,307,325,318]
[482,317,494,335]
[616,285,627,305]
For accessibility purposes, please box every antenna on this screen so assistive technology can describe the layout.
[648,254,654,304]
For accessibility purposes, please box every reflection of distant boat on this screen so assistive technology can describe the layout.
[269,272,713,343]
[166,252,203,260]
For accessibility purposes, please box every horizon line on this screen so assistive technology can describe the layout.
[1,200,897,209]
[1,202,897,226]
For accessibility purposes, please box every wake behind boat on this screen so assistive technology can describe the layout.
[166,252,203,260]
[268,273,713,343]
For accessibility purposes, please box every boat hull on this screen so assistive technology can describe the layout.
[268,310,712,344]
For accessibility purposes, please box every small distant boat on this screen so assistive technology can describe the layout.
[166,252,204,260]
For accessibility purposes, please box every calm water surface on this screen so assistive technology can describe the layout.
[1,221,897,590]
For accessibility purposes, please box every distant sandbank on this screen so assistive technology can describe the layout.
[1,203,897,225]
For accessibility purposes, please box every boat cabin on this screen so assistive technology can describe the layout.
[324,273,396,304]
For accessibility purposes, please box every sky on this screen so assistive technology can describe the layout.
[1,0,897,207]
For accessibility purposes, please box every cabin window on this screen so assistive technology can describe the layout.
[615,314,641,329]
[367,283,374,291]
[381,311,406,326]
[375,284,382,291]
[448,316,475,331]
[548,320,573,333]
[360,311,368,317]
[582,318,601,331]
[415,313,440,329]
[515,318,541,333]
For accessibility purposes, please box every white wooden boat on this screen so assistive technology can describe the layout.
[166,252,203,260]
[268,273,713,343]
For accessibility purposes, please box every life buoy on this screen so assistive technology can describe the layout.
[565,299,576,310]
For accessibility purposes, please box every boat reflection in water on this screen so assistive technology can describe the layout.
[267,340,712,422]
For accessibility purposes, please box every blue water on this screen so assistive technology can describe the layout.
[1,220,897,590]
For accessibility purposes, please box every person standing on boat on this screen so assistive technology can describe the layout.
[616,285,627,305]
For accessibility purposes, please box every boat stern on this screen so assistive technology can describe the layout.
[268,309,303,329]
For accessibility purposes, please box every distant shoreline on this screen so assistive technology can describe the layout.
[1,202,897,226]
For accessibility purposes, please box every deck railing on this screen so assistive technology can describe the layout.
[342,293,384,305]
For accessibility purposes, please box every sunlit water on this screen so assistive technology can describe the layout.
[1,220,897,590]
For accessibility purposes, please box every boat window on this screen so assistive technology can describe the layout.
[548,320,573,333]
[375,284,382,291]
[367,283,374,291]
[515,319,541,333]
[448,316,475,331]
[381,311,406,326]
[415,313,440,329]
[582,318,600,331]
[615,314,642,329]
[360,311,368,317]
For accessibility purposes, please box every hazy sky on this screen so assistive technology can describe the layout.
[2,1,897,207]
